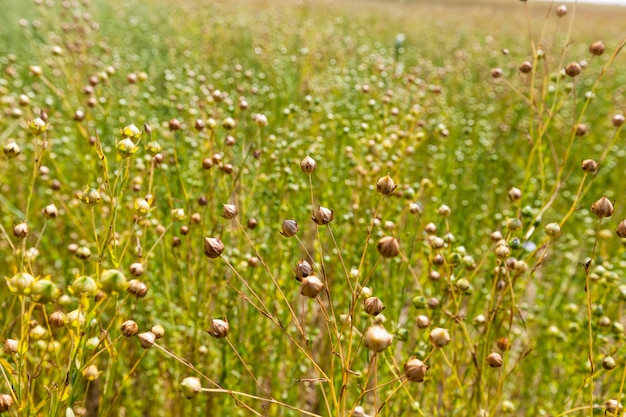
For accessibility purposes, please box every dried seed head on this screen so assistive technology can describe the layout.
[491,68,503,79]
[429,327,451,348]
[376,174,397,195]
[222,204,238,220]
[556,4,567,16]
[0,393,13,412]
[602,355,617,370]
[127,279,148,298]
[294,259,313,282]
[129,262,144,277]
[42,203,59,218]
[496,337,510,351]
[83,364,101,381]
[416,315,430,329]
[507,187,522,202]
[364,325,393,352]
[581,159,598,174]
[364,297,385,316]
[280,219,299,237]
[518,61,533,74]
[486,352,503,368]
[222,117,236,130]
[48,311,67,328]
[494,243,511,259]
[203,237,225,258]
[606,399,623,414]
[589,40,605,56]
[428,236,445,250]
[565,62,581,77]
[247,218,258,229]
[424,222,437,234]
[312,206,334,225]
[253,113,268,127]
[7,271,35,295]
[300,275,324,298]
[437,204,451,217]
[13,221,29,239]
[151,324,165,339]
[616,219,626,238]
[168,118,182,131]
[377,236,400,258]
[544,222,561,237]
[575,123,588,136]
[591,196,614,218]
[75,246,92,260]
[613,114,625,127]
[300,155,317,173]
[3,339,18,355]
[181,376,202,398]
[120,320,139,337]
[3,141,21,158]
[208,318,229,338]
[404,358,428,382]
[138,331,156,349]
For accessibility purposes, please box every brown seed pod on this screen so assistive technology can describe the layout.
[377,236,400,258]
[581,159,598,174]
[294,259,313,282]
[208,318,229,338]
[518,61,533,74]
[363,325,393,352]
[486,352,504,368]
[589,40,605,56]
[138,331,156,349]
[565,62,581,77]
[121,320,139,337]
[429,327,450,348]
[616,219,626,238]
[404,358,428,382]
[300,155,317,173]
[222,204,238,220]
[280,219,299,237]
[491,68,503,79]
[591,196,614,218]
[376,174,397,195]
[300,275,324,298]
[203,237,225,258]
[312,206,334,225]
[364,297,385,316]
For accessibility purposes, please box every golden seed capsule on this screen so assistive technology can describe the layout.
[429,327,451,348]
[364,325,393,352]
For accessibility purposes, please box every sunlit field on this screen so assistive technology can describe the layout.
[1,0,626,415]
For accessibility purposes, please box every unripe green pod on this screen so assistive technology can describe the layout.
[31,279,60,303]
[71,275,98,296]
[7,272,35,295]
[99,269,128,294]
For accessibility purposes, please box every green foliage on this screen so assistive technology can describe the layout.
[0,0,626,416]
